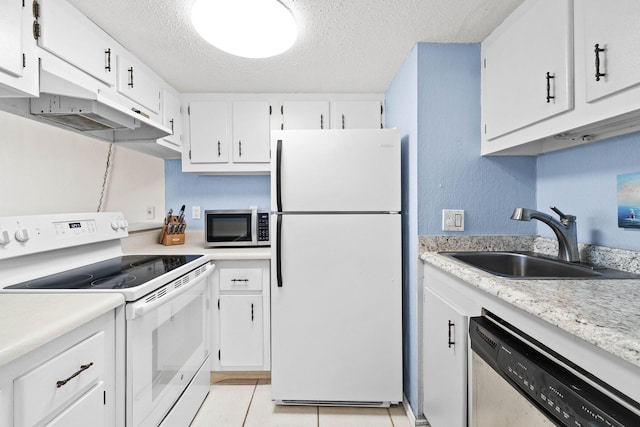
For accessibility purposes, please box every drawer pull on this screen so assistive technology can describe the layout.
[56,362,93,388]
[231,279,249,283]
[546,72,555,103]
[594,44,606,81]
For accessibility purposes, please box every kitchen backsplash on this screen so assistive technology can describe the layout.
[164,160,270,230]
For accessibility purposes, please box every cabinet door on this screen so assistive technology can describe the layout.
[423,287,467,427]
[219,295,264,367]
[281,101,330,129]
[189,100,229,163]
[37,0,116,86]
[581,0,640,103]
[162,89,182,148]
[116,54,161,114]
[231,101,271,163]
[334,101,383,129]
[0,0,23,77]
[45,383,104,427]
[482,0,572,140]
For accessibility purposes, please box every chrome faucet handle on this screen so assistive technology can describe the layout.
[550,206,576,224]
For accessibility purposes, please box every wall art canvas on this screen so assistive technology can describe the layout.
[617,172,640,229]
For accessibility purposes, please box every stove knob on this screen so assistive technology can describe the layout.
[15,228,29,243]
[0,230,10,245]
[111,220,120,231]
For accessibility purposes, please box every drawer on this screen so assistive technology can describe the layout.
[219,268,263,291]
[14,332,105,427]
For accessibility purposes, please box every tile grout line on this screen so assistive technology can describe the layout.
[387,407,395,427]
[241,379,260,427]
[317,406,320,427]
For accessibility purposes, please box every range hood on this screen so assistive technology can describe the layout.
[30,64,173,145]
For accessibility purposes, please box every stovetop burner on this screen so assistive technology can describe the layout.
[7,254,204,290]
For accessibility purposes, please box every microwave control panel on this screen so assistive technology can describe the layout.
[257,213,270,242]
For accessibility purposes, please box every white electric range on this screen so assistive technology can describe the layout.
[0,212,214,427]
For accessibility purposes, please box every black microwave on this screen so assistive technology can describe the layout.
[204,209,270,247]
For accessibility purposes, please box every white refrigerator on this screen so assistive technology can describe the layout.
[270,129,403,406]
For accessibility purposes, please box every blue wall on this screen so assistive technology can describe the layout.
[385,42,537,416]
[537,133,640,250]
[164,160,270,230]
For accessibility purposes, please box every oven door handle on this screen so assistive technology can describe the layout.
[126,262,215,320]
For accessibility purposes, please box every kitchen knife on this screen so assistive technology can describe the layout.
[166,208,173,234]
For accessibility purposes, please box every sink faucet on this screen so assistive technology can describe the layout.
[511,206,580,262]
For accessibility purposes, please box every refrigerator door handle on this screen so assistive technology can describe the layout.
[276,139,283,212]
[276,214,283,287]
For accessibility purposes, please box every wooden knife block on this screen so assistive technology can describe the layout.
[159,216,186,246]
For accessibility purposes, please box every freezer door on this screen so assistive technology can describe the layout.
[271,129,401,213]
[270,213,402,404]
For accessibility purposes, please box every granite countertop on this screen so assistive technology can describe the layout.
[0,293,124,367]
[421,250,640,369]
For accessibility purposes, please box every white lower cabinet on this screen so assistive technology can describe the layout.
[0,311,118,427]
[423,287,468,427]
[212,260,270,371]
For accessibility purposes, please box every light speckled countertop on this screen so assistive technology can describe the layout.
[421,250,640,369]
[0,293,124,367]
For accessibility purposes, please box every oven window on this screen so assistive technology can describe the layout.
[208,215,252,242]
[152,295,204,400]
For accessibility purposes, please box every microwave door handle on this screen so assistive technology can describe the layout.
[251,211,258,245]
[277,214,283,287]
[126,262,214,320]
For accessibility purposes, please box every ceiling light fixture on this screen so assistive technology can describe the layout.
[190,0,297,59]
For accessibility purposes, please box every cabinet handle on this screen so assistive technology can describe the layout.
[128,67,134,88]
[545,72,555,103]
[231,279,249,283]
[341,114,345,129]
[594,44,606,81]
[251,303,254,322]
[320,114,324,129]
[105,48,112,72]
[238,141,242,157]
[217,141,221,156]
[56,362,94,388]
[447,321,455,348]
[169,119,174,135]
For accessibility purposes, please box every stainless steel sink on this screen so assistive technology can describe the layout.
[440,251,640,279]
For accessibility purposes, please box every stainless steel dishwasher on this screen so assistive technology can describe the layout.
[469,313,640,427]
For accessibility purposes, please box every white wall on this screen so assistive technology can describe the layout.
[0,110,165,223]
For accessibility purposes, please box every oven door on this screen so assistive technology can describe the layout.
[126,265,213,427]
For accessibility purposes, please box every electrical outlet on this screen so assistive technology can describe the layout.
[192,205,201,220]
[146,206,155,219]
[442,209,464,231]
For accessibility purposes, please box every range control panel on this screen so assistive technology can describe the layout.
[0,212,128,260]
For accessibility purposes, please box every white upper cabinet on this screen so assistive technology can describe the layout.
[116,52,162,115]
[334,100,383,129]
[482,0,640,155]
[188,100,230,164]
[0,0,24,77]
[482,0,572,141]
[231,100,271,163]
[160,88,182,149]
[281,101,330,130]
[580,0,640,103]
[0,0,39,96]
[37,0,116,87]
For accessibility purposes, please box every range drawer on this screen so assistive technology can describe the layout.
[13,331,105,427]
[219,268,263,291]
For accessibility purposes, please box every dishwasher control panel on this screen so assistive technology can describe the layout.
[470,316,640,427]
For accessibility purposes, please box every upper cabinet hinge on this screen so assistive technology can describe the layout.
[32,0,40,18]
[32,21,40,40]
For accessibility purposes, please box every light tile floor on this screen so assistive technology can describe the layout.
[190,379,413,427]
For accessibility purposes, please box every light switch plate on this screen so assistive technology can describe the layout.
[192,205,201,220]
[442,209,464,231]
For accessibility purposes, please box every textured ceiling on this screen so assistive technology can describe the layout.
[66,0,523,94]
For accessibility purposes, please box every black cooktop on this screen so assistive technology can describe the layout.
[7,254,204,290]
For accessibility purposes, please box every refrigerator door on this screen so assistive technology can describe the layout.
[271,129,401,213]
[271,213,402,404]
